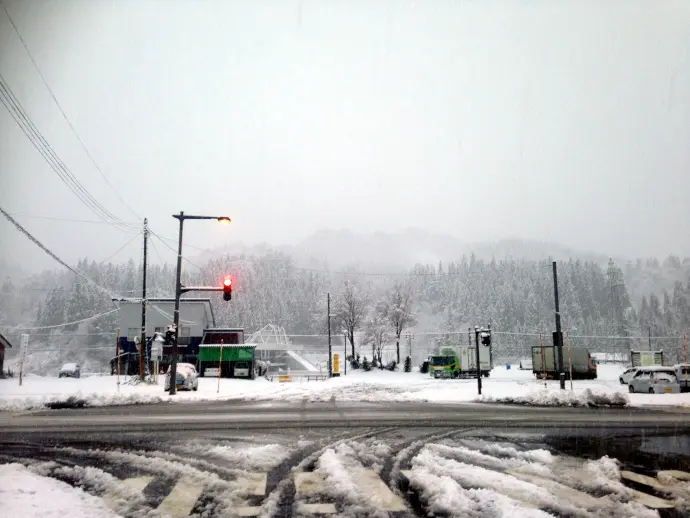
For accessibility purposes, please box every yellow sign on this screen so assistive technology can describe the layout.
[333,354,340,373]
[279,375,293,383]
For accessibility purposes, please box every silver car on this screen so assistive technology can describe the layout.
[628,367,680,394]
[619,367,638,385]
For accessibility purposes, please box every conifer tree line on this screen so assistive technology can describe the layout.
[1,252,689,359]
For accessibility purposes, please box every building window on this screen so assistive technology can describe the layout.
[179,326,191,346]
[128,328,140,340]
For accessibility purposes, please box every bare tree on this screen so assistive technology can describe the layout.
[335,278,370,357]
[383,282,417,363]
[362,302,389,367]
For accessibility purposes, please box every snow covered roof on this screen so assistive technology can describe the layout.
[198,343,256,349]
[116,298,216,327]
[0,332,12,349]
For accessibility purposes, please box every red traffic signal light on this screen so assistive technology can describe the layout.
[223,276,232,301]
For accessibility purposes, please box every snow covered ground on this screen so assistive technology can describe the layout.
[1,364,688,411]
[0,463,120,518]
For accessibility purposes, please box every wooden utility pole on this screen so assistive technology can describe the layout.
[140,218,148,380]
[327,293,332,377]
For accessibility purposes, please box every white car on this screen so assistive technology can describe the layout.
[164,363,199,391]
[628,367,680,394]
[59,362,81,378]
[619,367,639,385]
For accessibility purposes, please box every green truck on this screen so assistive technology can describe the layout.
[429,346,492,378]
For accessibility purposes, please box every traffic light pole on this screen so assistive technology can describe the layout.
[552,261,566,390]
[169,212,231,396]
[169,214,184,395]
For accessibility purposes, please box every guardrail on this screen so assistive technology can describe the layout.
[266,370,328,382]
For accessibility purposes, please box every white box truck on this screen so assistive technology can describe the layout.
[531,346,597,380]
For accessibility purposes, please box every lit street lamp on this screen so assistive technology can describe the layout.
[169,211,231,395]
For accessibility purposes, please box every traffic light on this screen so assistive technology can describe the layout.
[164,326,176,345]
[481,330,491,346]
[223,276,232,301]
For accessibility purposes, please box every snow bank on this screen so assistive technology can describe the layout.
[0,463,120,518]
[0,391,165,412]
[3,366,689,411]
[477,388,629,407]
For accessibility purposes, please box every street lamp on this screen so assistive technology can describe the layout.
[169,211,231,395]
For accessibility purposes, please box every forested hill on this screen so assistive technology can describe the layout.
[2,252,689,345]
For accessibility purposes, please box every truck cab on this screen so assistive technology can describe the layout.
[429,355,459,378]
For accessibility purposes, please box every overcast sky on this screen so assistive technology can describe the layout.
[1,0,689,273]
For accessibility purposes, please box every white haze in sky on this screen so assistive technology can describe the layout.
[1,0,689,272]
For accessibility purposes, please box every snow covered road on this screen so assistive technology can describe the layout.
[2,426,688,517]
[1,363,689,411]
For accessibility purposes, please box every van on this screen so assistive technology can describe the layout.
[673,364,690,393]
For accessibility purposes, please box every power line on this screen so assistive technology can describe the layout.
[149,230,204,270]
[148,233,166,264]
[0,74,134,231]
[98,230,143,265]
[2,308,119,332]
[5,212,138,227]
[0,205,137,302]
[1,2,141,221]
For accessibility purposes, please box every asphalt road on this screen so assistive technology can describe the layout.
[2,402,690,517]
[2,400,690,436]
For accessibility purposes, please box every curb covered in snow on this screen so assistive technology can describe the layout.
[476,388,629,408]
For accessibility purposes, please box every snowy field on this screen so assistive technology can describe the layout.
[1,364,689,411]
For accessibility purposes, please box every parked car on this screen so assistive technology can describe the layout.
[628,367,680,394]
[164,363,199,391]
[59,362,80,378]
[672,364,690,393]
[619,367,639,385]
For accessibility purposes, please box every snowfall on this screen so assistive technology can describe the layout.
[1,363,688,412]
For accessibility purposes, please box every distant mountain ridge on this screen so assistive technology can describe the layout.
[193,228,615,271]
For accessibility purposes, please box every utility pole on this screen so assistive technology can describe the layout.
[553,261,565,390]
[140,217,148,381]
[648,326,651,351]
[474,326,482,395]
[327,292,332,377]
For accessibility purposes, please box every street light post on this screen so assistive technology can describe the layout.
[169,211,231,396]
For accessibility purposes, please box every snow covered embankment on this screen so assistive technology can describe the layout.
[477,388,629,408]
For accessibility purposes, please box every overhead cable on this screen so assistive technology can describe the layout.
[1,2,142,221]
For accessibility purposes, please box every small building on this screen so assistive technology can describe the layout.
[116,298,215,368]
[198,328,255,378]
[0,332,12,374]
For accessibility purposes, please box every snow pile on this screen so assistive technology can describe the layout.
[0,463,120,518]
[0,391,165,412]
[477,387,629,407]
[207,443,293,471]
